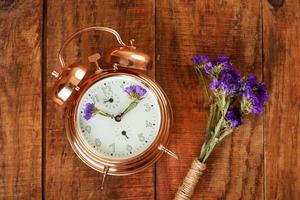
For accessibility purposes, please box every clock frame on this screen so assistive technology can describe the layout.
[65,68,173,176]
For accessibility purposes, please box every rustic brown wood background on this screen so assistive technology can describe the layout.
[0,0,299,199]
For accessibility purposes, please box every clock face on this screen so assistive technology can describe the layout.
[76,75,161,160]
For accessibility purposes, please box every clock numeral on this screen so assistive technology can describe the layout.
[109,143,115,153]
[126,144,132,152]
[85,125,91,133]
[138,133,145,142]
[145,120,153,128]
[91,94,100,103]
[144,103,151,112]
[95,138,101,147]
[102,85,113,97]
[88,139,93,146]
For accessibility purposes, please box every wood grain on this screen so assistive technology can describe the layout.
[264,0,300,199]
[0,1,299,199]
[0,0,42,199]
[46,0,155,199]
[155,0,264,199]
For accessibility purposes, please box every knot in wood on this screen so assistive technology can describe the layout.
[268,0,284,8]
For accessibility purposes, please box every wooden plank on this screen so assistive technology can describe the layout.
[0,0,42,199]
[155,1,263,199]
[263,0,300,199]
[46,1,155,199]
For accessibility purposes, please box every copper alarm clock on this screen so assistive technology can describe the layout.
[51,26,177,188]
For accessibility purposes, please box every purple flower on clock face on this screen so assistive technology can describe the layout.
[124,85,135,94]
[135,85,147,96]
[83,103,95,120]
[226,108,243,128]
[240,74,268,114]
[124,85,147,99]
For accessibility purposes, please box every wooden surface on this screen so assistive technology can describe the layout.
[0,0,299,199]
[264,0,300,199]
[0,0,42,199]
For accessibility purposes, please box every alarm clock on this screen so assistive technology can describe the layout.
[51,26,177,188]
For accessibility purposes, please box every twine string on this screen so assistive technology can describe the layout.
[174,158,206,200]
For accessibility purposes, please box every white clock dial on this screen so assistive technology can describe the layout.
[76,75,161,160]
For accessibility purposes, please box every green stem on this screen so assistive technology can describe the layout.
[198,95,233,163]
[218,129,233,143]
[95,109,113,118]
[202,138,219,162]
[206,104,217,138]
[120,100,139,117]
[199,103,217,161]
[199,142,208,162]
[214,116,225,138]
[195,68,212,103]
[199,135,220,162]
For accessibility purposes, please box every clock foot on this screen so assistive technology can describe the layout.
[158,145,178,160]
[101,166,110,190]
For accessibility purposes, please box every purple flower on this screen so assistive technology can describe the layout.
[203,61,213,74]
[209,67,241,95]
[226,108,243,128]
[209,78,220,90]
[83,103,95,120]
[192,55,214,75]
[135,85,147,96]
[218,68,241,94]
[192,55,241,95]
[215,56,237,75]
[240,74,269,114]
[216,55,230,63]
[124,85,147,99]
[192,55,209,66]
[124,85,136,94]
[201,55,236,78]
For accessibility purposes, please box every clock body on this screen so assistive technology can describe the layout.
[64,68,172,175]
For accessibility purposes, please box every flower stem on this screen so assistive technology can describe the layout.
[206,104,217,137]
[195,68,212,103]
[199,103,217,161]
[198,95,232,163]
[120,100,139,117]
[218,129,233,143]
[95,109,113,118]
[202,138,219,162]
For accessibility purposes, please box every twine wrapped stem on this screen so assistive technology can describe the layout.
[174,158,206,200]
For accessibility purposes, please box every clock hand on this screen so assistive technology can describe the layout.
[104,98,114,103]
[94,107,114,118]
[83,103,114,121]
[120,99,139,117]
[114,99,140,122]
[121,130,129,139]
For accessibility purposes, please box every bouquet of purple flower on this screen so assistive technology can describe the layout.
[174,55,268,200]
